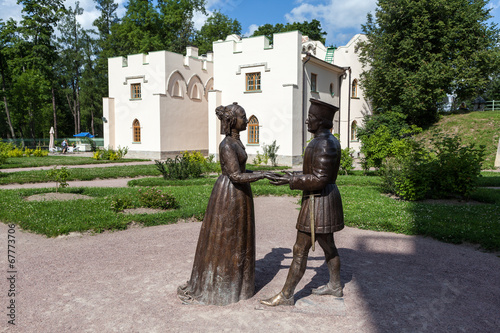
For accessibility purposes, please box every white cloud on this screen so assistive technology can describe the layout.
[193,0,248,31]
[193,0,248,30]
[193,9,212,30]
[70,0,99,30]
[0,0,23,23]
[244,24,259,37]
[285,0,377,44]
[71,0,128,31]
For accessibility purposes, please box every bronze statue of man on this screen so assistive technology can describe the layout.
[261,98,344,306]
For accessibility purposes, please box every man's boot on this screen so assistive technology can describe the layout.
[312,256,342,297]
[260,253,308,306]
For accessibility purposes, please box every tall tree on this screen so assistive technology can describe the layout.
[109,0,206,56]
[109,0,162,55]
[57,1,86,135]
[359,0,500,127]
[92,0,120,135]
[93,0,119,37]
[80,31,102,137]
[484,74,500,101]
[0,19,18,139]
[251,19,326,44]
[17,0,64,72]
[11,68,52,141]
[15,0,65,142]
[195,11,241,55]
[157,0,206,54]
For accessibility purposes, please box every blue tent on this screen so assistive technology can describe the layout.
[73,132,94,138]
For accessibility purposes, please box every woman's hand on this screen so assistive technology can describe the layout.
[265,171,292,185]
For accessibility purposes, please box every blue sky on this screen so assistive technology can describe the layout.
[2,0,500,46]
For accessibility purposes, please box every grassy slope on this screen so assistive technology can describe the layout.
[418,111,500,169]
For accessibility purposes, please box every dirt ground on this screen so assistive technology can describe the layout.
[1,195,499,333]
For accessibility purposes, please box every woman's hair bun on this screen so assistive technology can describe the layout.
[215,105,226,121]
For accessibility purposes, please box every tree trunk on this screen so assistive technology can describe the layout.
[28,104,36,146]
[66,93,77,135]
[76,79,81,134]
[0,59,16,139]
[90,108,95,136]
[52,86,58,138]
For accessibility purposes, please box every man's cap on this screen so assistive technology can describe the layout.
[309,98,339,121]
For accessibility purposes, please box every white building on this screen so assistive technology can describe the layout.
[103,32,370,164]
[333,34,371,156]
[103,47,214,159]
[209,32,370,164]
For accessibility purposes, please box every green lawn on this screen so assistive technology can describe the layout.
[0,164,162,184]
[1,173,498,252]
[0,156,150,169]
[0,163,290,185]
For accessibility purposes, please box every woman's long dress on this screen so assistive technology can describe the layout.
[178,136,258,305]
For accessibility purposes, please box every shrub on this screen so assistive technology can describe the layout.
[138,187,178,210]
[0,152,6,165]
[182,150,205,164]
[24,147,34,157]
[181,151,216,173]
[204,154,221,173]
[110,195,133,212]
[8,148,24,158]
[428,134,486,199]
[264,140,280,166]
[358,111,415,171]
[93,146,128,160]
[155,155,202,180]
[380,139,433,200]
[155,151,215,180]
[340,147,355,175]
[0,142,12,164]
[33,147,48,157]
[253,150,268,165]
[380,133,485,200]
[252,141,280,166]
[359,125,393,170]
[0,142,13,152]
[46,166,70,192]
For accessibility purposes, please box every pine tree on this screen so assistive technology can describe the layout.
[57,1,87,135]
[14,0,65,142]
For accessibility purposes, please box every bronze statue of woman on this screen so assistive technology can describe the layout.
[178,102,267,306]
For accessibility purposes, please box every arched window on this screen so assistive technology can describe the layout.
[351,79,358,98]
[329,83,334,97]
[174,81,182,97]
[133,119,141,142]
[191,84,200,100]
[167,70,186,98]
[248,116,259,144]
[351,120,358,141]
